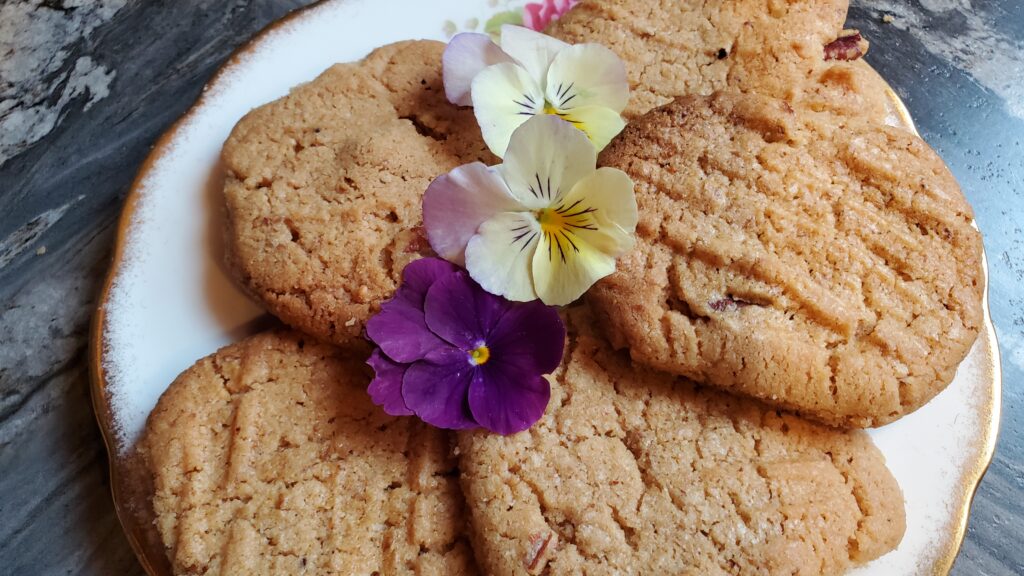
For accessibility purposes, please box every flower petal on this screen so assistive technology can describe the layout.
[401,257,461,302]
[531,168,637,305]
[367,349,413,416]
[423,162,525,265]
[469,364,551,435]
[465,211,541,302]
[471,62,545,157]
[546,43,629,113]
[522,2,548,32]
[366,258,460,363]
[424,269,512,349]
[402,349,478,430]
[563,167,638,240]
[499,114,597,209]
[532,229,616,306]
[499,25,570,88]
[366,294,446,363]
[488,298,566,374]
[555,104,627,152]
[443,32,515,107]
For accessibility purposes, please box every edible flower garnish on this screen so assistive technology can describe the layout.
[442,24,628,156]
[366,257,565,435]
[523,0,579,32]
[423,114,637,306]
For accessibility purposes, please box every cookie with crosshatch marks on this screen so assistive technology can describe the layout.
[590,91,983,428]
[222,40,495,346]
[142,330,478,575]
[456,307,905,576]
[547,0,895,124]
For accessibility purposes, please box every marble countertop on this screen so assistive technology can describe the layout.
[0,1,1021,574]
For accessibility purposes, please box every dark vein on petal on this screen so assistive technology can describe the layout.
[560,229,580,253]
[566,222,598,230]
[556,199,583,214]
[561,206,598,218]
[519,232,538,253]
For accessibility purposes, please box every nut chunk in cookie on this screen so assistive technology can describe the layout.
[143,330,478,575]
[457,308,905,576]
[592,91,983,427]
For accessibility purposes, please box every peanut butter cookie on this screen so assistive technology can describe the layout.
[547,0,893,123]
[222,40,494,346]
[592,91,983,427]
[457,307,905,575]
[143,330,478,575]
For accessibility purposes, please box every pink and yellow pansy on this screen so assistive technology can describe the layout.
[423,115,637,306]
[442,25,629,157]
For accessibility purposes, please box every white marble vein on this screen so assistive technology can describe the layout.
[868,0,1024,119]
[0,194,82,269]
[0,0,127,166]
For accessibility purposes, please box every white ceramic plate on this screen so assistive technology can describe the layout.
[90,1,1001,574]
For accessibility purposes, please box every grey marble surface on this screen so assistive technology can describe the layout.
[0,1,1020,574]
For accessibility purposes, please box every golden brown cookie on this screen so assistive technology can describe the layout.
[547,0,893,123]
[143,330,478,575]
[222,40,495,346]
[592,91,984,427]
[457,307,905,576]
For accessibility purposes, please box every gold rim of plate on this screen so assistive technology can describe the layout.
[87,2,1003,574]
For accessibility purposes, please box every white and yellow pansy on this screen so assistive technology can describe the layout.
[442,24,629,157]
[423,115,637,306]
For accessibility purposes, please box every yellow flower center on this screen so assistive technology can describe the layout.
[536,207,567,232]
[469,345,491,365]
[542,101,560,116]
[534,200,598,263]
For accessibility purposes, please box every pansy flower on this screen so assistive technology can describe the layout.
[443,24,628,156]
[424,114,637,306]
[366,258,565,435]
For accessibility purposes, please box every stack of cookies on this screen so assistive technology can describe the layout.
[141,1,983,574]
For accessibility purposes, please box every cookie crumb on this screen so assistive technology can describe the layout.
[35,246,46,256]
[882,14,895,24]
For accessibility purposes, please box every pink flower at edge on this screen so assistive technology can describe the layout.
[522,0,579,32]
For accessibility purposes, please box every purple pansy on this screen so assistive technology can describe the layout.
[366,257,565,435]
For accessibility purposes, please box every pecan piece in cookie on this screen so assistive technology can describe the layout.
[524,531,557,574]
[709,295,754,312]
[824,30,868,61]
